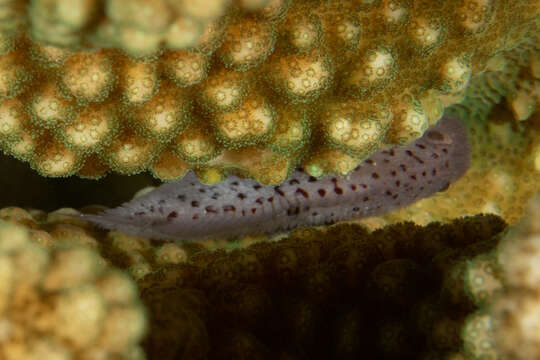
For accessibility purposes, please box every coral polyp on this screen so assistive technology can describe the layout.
[0,0,536,182]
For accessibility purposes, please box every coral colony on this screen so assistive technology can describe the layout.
[0,0,535,185]
[0,0,538,359]
[70,115,470,241]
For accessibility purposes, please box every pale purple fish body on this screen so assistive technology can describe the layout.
[73,115,470,241]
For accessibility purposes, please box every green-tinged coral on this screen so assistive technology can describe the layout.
[0,0,538,182]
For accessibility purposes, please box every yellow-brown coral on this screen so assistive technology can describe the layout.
[0,219,147,359]
[0,0,537,183]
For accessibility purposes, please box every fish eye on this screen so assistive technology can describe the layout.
[426,130,444,141]
[425,130,453,145]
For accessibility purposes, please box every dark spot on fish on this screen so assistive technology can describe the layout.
[406,150,425,164]
[296,188,309,198]
[251,208,257,214]
[167,211,178,220]
[334,187,343,195]
[238,193,247,200]
[192,214,199,220]
[211,193,220,199]
[386,190,392,196]
[431,153,439,159]
[444,161,450,168]
[442,148,448,153]
[432,168,437,176]
[199,188,206,193]
[372,173,379,179]
[395,180,401,187]
[275,186,285,196]
[393,194,399,199]
[191,201,199,207]
[256,197,264,205]
[363,196,369,201]
[400,164,407,172]
[223,205,236,212]
[289,179,300,185]
[312,212,318,216]
[410,175,417,180]
[232,181,239,186]
[253,184,262,190]
[365,159,375,165]
[350,184,357,191]
[361,184,368,189]
[391,171,397,177]
[135,211,146,216]
[242,210,246,216]
[308,176,317,182]
[318,189,326,197]
[383,159,390,163]
[422,171,427,177]
[177,194,185,201]
[267,197,274,203]
[353,207,360,211]
[416,144,426,150]
[426,130,444,141]
[205,206,217,214]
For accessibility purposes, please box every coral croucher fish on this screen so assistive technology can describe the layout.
[70,115,470,241]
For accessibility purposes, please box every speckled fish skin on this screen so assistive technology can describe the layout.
[75,115,470,241]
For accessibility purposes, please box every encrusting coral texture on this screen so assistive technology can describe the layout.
[0,219,147,360]
[2,190,540,359]
[459,194,540,360]
[0,0,538,183]
[0,203,511,359]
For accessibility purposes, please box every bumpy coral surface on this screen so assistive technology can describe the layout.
[7,191,539,359]
[0,0,538,182]
[457,194,540,360]
[489,195,540,359]
[136,214,506,359]
[0,219,148,360]
[0,205,200,280]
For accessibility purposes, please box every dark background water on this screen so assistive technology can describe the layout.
[0,153,159,211]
